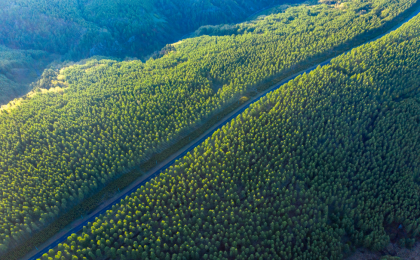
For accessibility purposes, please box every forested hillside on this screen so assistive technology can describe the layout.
[0,46,58,105]
[1,0,419,258]
[0,0,301,60]
[0,0,302,106]
[44,12,420,260]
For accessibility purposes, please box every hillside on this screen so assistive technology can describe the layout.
[44,10,420,260]
[0,0,304,106]
[0,46,58,105]
[1,0,419,258]
[0,0,302,60]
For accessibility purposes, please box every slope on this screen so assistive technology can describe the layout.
[0,0,418,258]
[0,0,302,60]
[44,10,420,260]
[0,46,58,106]
[0,0,301,106]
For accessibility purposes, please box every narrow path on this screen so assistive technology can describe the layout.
[24,5,420,260]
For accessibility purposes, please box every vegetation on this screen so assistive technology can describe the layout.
[0,0,301,60]
[0,85,250,260]
[0,0,299,106]
[0,45,56,105]
[45,12,420,259]
[0,0,419,257]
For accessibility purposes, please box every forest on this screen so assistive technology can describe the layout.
[0,46,57,105]
[0,0,308,106]
[0,0,302,60]
[42,11,420,259]
[0,0,420,258]
[0,0,304,106]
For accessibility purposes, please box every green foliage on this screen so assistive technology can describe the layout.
[380,256,401,260]
[0,0,301,60]
[1,0,419,257]
[45,9,420,260]
[0,0,304,105]
[0,45,56,105]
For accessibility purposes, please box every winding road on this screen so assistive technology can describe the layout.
[24,4,420,260]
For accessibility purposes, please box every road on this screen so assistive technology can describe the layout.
[24,4,420,260]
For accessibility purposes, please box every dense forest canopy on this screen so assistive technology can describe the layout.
[0,46,57,105]
[0,0,305,106]
[44,12,420,259]
[0,0,302,60]
[0,0,419,257]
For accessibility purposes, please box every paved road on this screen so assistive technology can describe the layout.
[25,5,420,260]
